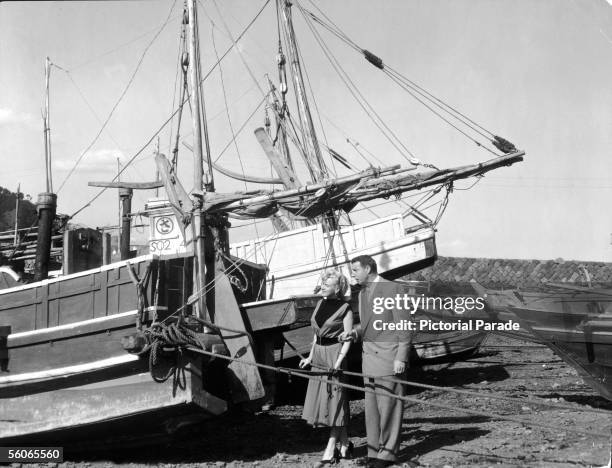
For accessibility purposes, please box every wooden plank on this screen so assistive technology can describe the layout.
[254,127,301,189]
[4,324,133,374]
[243,300,296,331]
[211,262,265,403]
[0,294,41,311]
[88,180,164,190]
[6,309,152,347]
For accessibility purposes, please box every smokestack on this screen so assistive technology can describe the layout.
[34,192,57,281]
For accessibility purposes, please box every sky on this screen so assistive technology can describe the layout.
[1,0,611,262]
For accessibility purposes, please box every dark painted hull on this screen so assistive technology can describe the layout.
[477,282,612,400]
[510,293,612,400]
[0,254,311,441]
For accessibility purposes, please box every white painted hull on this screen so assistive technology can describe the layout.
[230,215,436,299]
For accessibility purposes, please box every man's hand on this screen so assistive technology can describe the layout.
[393,360,406,374]
[338,330,355,342]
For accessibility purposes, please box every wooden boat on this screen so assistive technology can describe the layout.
[1,0,524,442]
[399,282,488,362]
[0,249,321,442]
[509,287,612,400]
[474,281,612,400]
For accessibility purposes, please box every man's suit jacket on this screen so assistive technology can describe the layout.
[355,277,413,377]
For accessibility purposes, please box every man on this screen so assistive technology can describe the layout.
[340,255,412,468]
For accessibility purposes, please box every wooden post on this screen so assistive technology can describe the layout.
[0,325,9,372]
[34,192,57,281]
[102,232,111,265]
[13,184,20,246]
[119,188,132,260]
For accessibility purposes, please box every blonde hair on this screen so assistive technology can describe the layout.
[321,269,349,298]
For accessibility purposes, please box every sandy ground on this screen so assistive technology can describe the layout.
[14,334,612,468]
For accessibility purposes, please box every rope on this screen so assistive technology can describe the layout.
[131,301,610,439]
[66,0,271,222]
[213,94,269,164]
[129,303,612,440]
[433,183,452,227]
[208,15,263,244]
[126,262,153,330]
[68,15,181,72]
[134,313,255,384]
[134,300,610,431]
[140,321,198,384]
[183,344,610,439]
[291,19,336,178]
[218,251,249,293]
[298,5,420,166]
[58,69,146,184]
[383,69,500,157]
[56,0,179,194]
[280,336,611,416]
[297,2,506,157]
[170,12,189,171]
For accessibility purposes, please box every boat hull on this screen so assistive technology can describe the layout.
[0,357,227,442]
[477,282,612,400]
[509,292,612,400]
[230,216,436,298]
[0,253,311,441]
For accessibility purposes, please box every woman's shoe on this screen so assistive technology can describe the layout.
[314,448,340,467]
[340,441,354,459]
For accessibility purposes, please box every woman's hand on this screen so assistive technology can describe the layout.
[333,353,346,371]
[299,357,312,369]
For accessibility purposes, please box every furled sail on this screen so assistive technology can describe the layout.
[200,151,524,220]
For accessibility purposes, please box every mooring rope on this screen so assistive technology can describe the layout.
[130,317,611,438]
[184,344,610,439]
[280,335,611,416]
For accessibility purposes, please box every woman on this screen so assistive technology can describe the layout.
[300,269,354,466]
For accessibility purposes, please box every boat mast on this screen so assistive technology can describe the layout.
[280,0,328,182]
[43,57,53,193]
[280,1,340,264]
[271,51,294,174]
[34,57,57,281]
[187,0,211,320]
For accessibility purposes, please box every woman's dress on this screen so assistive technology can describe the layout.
[302,298,351,427]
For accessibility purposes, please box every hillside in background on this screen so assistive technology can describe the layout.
[404,256,612,293]
[0,186,37,234]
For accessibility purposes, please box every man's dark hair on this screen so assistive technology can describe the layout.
[350,254,377,274]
